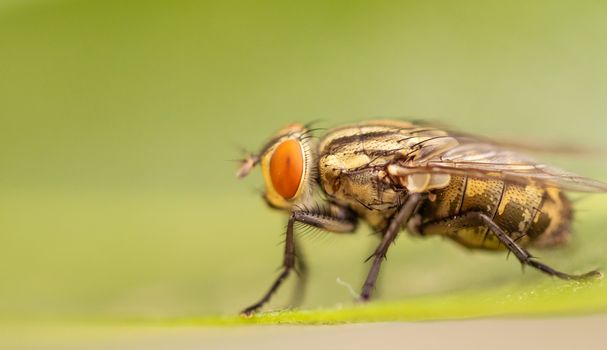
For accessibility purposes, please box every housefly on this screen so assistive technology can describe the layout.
[236,120,606,315]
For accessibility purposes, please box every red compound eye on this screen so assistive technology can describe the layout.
[269,139,304,199]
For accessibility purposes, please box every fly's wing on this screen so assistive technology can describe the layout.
[413,120,601,156]
[389,139,607,193]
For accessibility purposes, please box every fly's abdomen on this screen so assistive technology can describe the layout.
[421,176,572,249]
[526,188,572,248]
[422,176,504,222]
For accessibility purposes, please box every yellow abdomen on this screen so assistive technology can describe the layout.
[421,176,572,249]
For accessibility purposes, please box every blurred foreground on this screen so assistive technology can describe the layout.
[4,315,607,350]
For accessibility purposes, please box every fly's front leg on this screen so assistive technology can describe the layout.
[360,193,422,301]
[289,239,308,307]
[241,207,357,315]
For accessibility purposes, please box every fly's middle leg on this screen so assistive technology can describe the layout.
[360,193,422,301]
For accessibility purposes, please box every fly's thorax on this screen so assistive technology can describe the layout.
[318,119,415,153]
[319,144,406,231]
[319,151,396,205]
[318,121,460,215]
[258,124,317,209]
[319,160,401,230]
[318,120,457,162]
[319,120,458,193]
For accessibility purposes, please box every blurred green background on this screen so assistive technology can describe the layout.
[1,0,607,321]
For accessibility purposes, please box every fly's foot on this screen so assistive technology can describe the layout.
[570,269,603,281]
[240,304,262,317]
[358,294,371,303]
[358,282,374,302]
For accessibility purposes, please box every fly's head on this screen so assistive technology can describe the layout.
[237,123,317,210]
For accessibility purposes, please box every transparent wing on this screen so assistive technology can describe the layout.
[413,120,600,155]
[390,141,607,193]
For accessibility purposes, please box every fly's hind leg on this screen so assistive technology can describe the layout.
[423,212,602,281]
[471,212,602,280]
